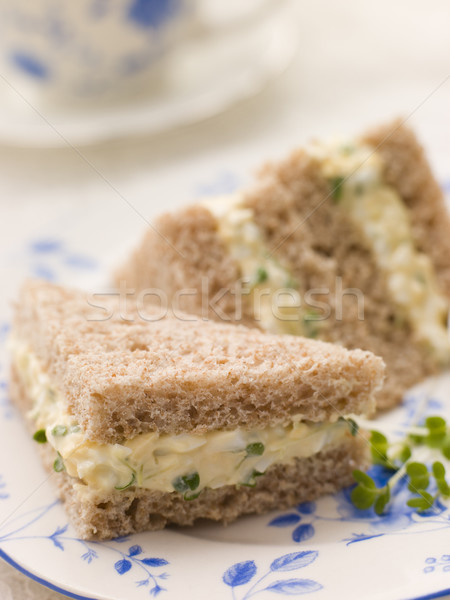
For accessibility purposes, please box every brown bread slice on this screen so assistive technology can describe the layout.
[13,280,383,443]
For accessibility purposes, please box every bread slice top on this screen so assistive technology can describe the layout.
[12,280,385,444]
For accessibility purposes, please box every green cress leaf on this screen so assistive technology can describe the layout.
[370,430,389,466]
[351,470,387,512]
[352,415,450,516]
[184,491,201,501]
[51,425,68,437]
[353,470,376,488]
[33,429,47,444]
[432,461,446,479]
[425,416,447,448]
[406,491,434,512]
[245,443,265,457]
[374,486,390,515]
[406,462,428,477]
[406,462,430,492]
[347,418,359,437]
[53,453,65,473]
[398,444,412,464]
[406,497,429,511]
[115,472,136,491]
[432,462,450,496]
[408,433,425,445]
[338,417,359,437]
[241,470,264,488]
[426,416,447,433]
[442,441,450,460]
[437,479,450,496]
[172,472,200,499]
[330,176,345,203]
[351,483,376,511]
[183,472,200,491]
[254,267,268,284]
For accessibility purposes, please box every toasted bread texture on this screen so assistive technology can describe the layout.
[12,280,384,444]
[115,121,450,411]
[11,361,369,540]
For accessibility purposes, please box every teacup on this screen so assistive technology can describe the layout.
[0,0,194,100]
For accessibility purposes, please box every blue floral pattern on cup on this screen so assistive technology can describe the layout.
[0,0,190,96]
[128,0,181,29]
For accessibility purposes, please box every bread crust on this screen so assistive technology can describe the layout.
[11,361,368,540]
[12,281,384,444]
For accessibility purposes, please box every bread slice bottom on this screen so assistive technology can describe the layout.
[11,364,369,541]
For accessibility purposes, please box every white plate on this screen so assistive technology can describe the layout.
[0,1,297,148]
[2,195,450,600]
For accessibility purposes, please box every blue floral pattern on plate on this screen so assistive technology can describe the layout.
[223,551,322,599]
[0,500,170,597]
[28,236,99,282]
[0,475,9,501]
[424,555,450,574]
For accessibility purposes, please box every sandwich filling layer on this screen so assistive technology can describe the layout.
[202,196,315,337]
[203,143,450,363]
[13,339,353,497]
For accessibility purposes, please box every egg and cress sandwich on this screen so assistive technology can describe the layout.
[116,120,450,411]
[10,280,384,539]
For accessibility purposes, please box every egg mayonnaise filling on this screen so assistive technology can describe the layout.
[202,195,317,337]
[13,338,352,497]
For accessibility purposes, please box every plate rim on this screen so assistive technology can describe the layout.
[0,548,97,600]
[3,544,450,600]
